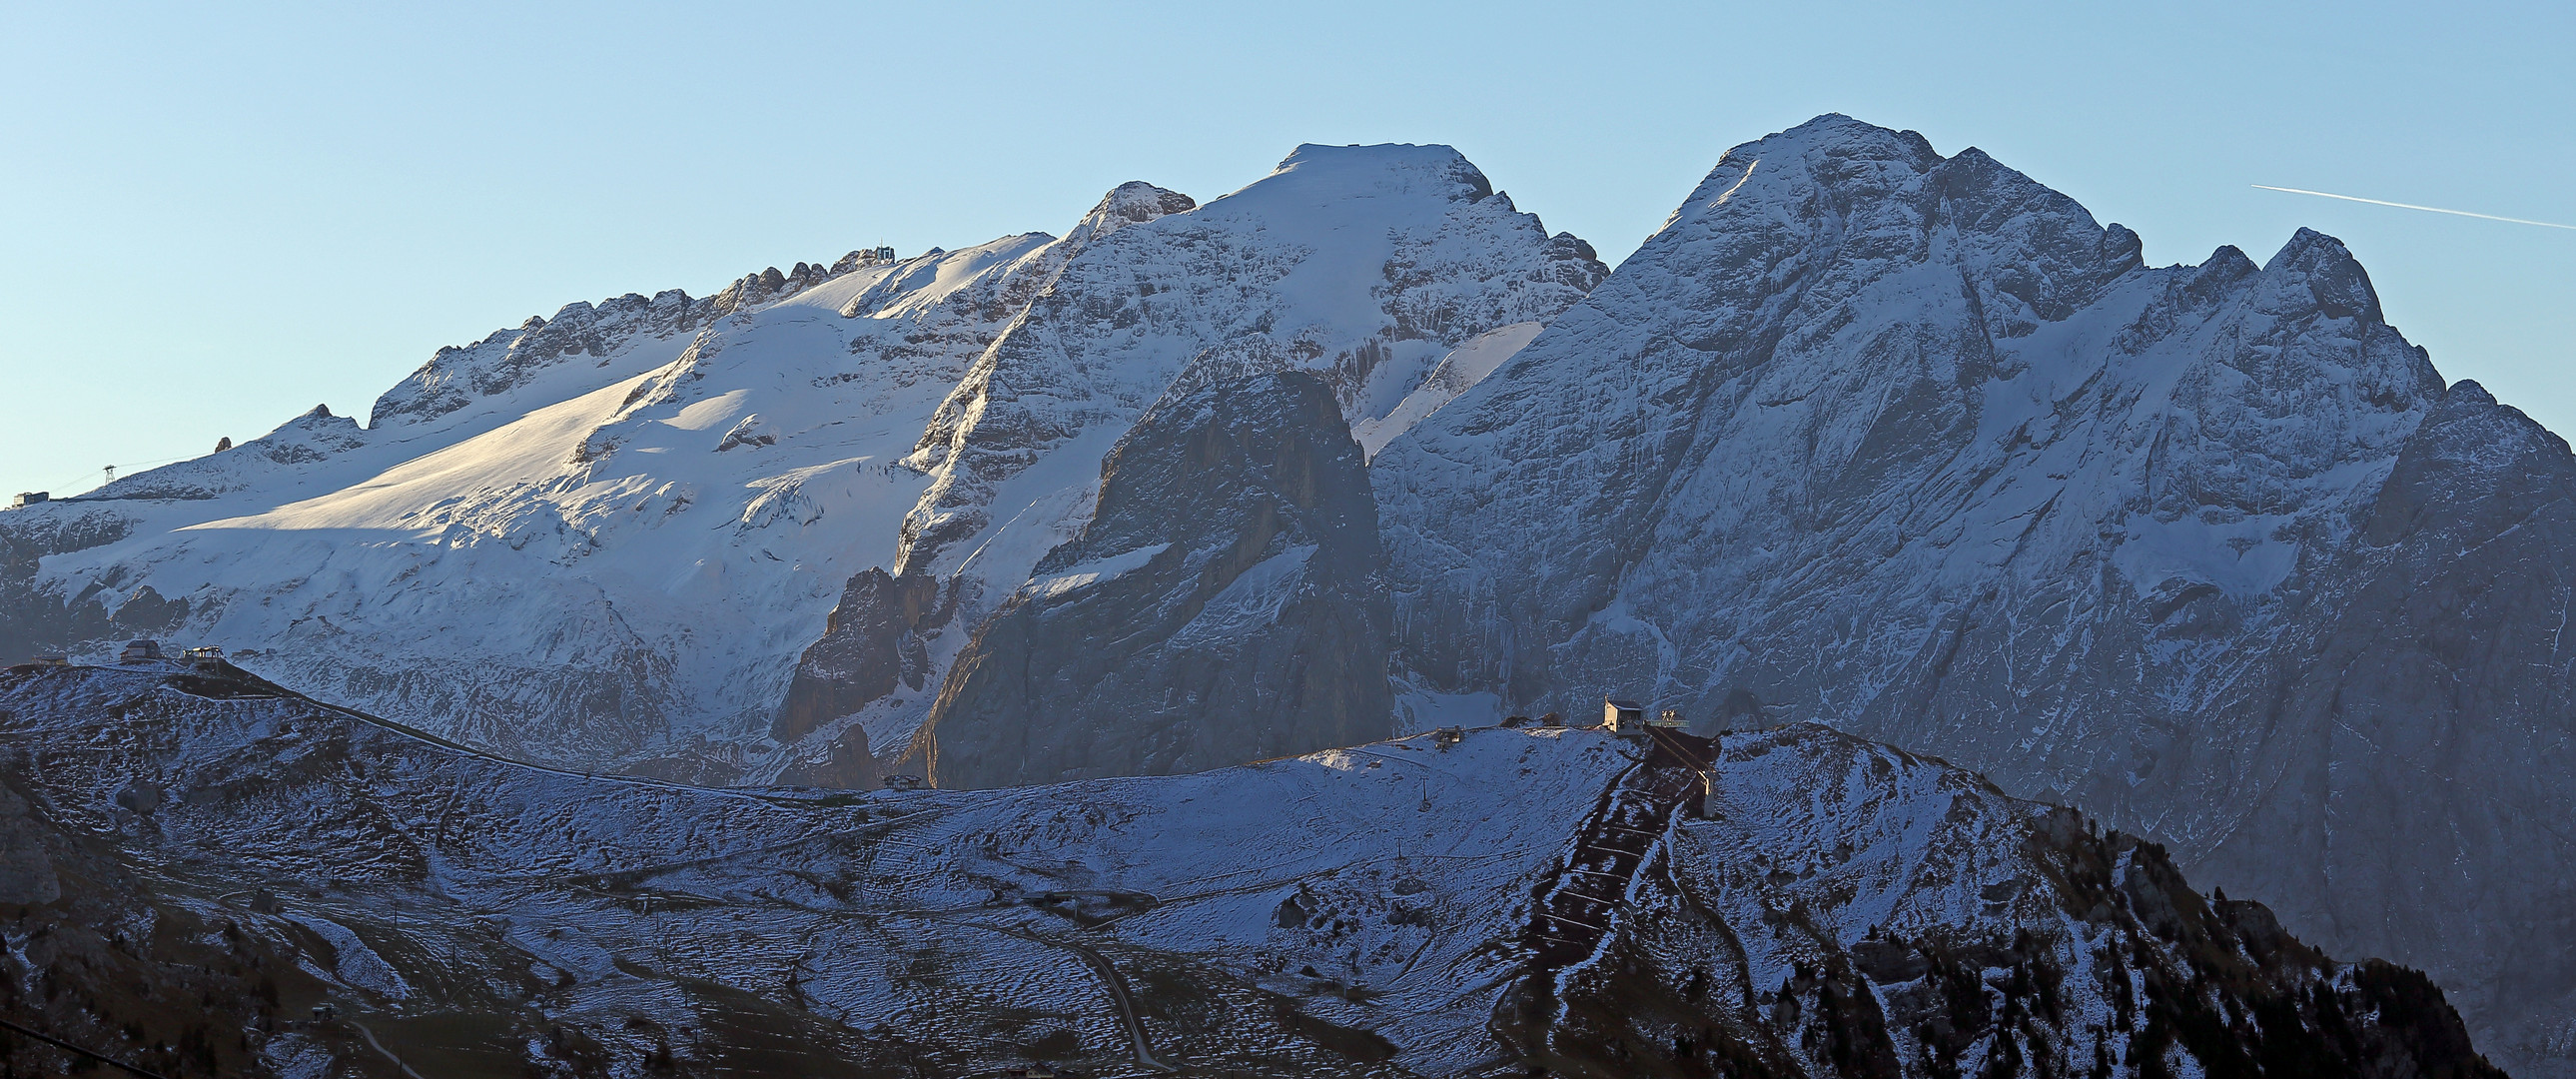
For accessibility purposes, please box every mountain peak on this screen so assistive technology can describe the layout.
[1736,112,1941,164]
[1080,180,1197,237]
[1224,142,1496,208]
[2264,226,2382,323]
[1642,116,1955,248]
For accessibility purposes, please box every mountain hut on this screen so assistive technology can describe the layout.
[1603,698,1645,733]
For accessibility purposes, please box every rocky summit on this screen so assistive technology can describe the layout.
[0,116,2561,1074]
[1373,114,2576,1071]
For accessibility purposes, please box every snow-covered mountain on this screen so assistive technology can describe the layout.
[4,114,2566,1074]
[0,144,1604,785]
[0,659,2500,1078]
[1373,114,2576,1073]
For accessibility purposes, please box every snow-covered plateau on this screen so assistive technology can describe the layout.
[1,116,2567,1074]
[0,661,2498,1077]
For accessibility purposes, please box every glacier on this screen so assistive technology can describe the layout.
[0,144,1605,788]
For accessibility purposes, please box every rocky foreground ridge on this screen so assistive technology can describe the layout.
[0,660,2502,1078]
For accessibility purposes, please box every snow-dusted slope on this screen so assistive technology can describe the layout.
[0,146,1604,784]
[0,660,2500,1078]
[1374,114,2574,1073]
[0,238,1066,780]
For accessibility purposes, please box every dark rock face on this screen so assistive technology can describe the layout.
[2195,380,2576,1063]
[915,371,1390,788]
[774,568,946,745]
[0,506,140,662]
[767,567,954,788]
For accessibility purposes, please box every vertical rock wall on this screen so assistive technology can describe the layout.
[914,371,1390,788]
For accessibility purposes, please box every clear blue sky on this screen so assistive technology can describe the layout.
[4,1,2569,499]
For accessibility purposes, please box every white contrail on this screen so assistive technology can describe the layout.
[2253,185,2576,231]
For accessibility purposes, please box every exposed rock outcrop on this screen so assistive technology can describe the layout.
[369,252,887,431]
[1497,725,2504,1079]
[776,567,947,744]
[915,370,1389,788]
[0,506,140,662]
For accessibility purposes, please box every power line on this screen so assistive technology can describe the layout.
[0,1015,177,1079]
[33,454,197,496]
